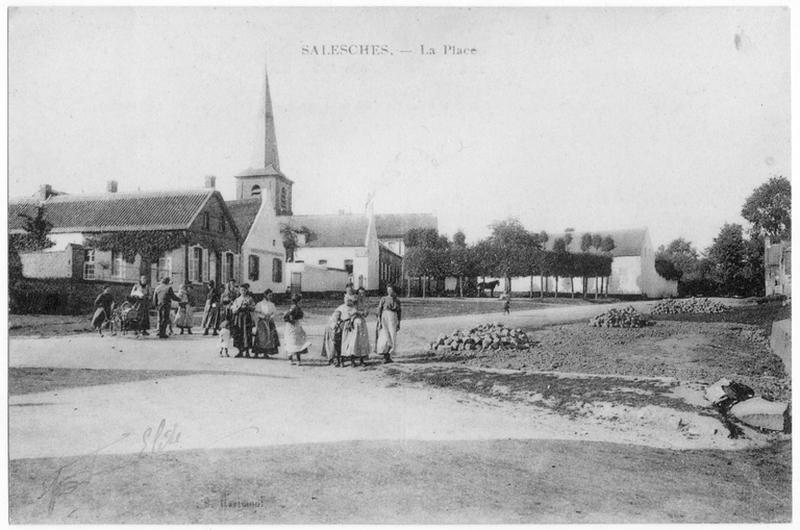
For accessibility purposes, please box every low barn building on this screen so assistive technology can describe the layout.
[496,227,677,298]
[9,179,242,288]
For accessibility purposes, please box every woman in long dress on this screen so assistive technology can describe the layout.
[174,284,194,334]
[130,275,152,335]
[253,289,280,358]
[339,293,371,367]
[376,285,401,363]
[283,294,311,365]
[201,280,221,336]
[230,283,256,357]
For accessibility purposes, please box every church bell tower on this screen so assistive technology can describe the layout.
[235,65,293,216]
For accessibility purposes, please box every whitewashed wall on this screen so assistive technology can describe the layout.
[285,262,350,292]
[241,196,286,293]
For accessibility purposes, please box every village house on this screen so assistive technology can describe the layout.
[9,178,242,288]
[765,237,791,297]
[489,227,678,298]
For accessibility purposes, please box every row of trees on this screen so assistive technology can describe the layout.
[656,176,790,297]
[403,219,615,298]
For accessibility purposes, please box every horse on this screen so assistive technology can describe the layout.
[477,280,500,297]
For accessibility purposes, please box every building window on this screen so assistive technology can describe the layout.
[218,216,226,233]
[83,249,96,280]
[344,259,354,274]
[248,255,260,281]
[202,212,210,230]
[189,247,203,283]
[272,258,282,284]
[251,185,261,197]
[111,251,128,279]
[225,253,235,282]
[318,259,327,266]
[280,188,287,212]
[155,255,172,282]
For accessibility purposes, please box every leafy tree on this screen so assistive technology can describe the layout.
[452,230,466,248]
[655,258,681,281]
[9,205,55,281]
[656,238,701,282]
[741,176,791,241]
[404,227,450,250]
[706,223,763,296]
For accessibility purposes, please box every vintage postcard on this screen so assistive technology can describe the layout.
[6,6,792,523]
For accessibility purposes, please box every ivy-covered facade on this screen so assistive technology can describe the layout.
[9,185,243,288]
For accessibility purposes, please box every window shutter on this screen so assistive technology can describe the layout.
[234,254,240,283]
[203,249,210,282]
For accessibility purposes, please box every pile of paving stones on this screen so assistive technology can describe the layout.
[428,322,534,352]
[588,306,650,328]
[650,297,730,315]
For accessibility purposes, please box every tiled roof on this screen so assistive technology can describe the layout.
[8,189,214,233]
[375,213,438,238]
[544,228,648,257]
[284,212,439,248]
[289,214,369,247]
[227,198,263,240]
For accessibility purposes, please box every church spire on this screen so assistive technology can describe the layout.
[264,65,280,171]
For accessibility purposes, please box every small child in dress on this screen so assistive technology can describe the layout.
[218,319,232,357]
[322,310,344,367]
[500,292,511,315]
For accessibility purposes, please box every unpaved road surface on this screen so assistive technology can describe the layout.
[8,299,790,523]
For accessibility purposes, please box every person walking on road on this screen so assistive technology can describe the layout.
[130,275,152,335]
[252,289,280,358]
[174,284,194,335]
[376,285,401,363]
[201,280,222,336]
[284,294,311,365]
[152,277,180,339]
[230,283,256,358]
[92,285,115,337]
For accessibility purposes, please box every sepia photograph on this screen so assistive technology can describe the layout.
[6,5,792,523]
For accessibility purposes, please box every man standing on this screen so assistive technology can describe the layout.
[152,277,180,339]
[130,275,152,336]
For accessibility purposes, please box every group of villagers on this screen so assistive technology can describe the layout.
[92,275,401,366]
[321,284,401,366]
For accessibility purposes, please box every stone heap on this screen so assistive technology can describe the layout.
[589,306,650,328]
[650,297,730,315]
[429,323,534,352]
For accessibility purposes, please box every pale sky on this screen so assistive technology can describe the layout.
[8,7,790,250]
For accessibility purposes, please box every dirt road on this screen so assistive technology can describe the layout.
[8,298,790,522]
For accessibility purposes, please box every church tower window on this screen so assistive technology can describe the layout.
[280,188,287,213]
[251,185,261,197]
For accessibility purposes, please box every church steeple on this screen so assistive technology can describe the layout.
[234,64,293,215]
[264,66,280,171]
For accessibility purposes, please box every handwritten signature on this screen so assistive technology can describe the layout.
[37,420,260,517]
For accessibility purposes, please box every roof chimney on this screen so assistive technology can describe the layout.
[107,180,118,193]
[38,184,53,201]
[204,175,216,189]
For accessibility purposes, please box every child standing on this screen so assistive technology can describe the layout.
[218,319,232,357]
[501,292,511,315]
[322,309,344,367]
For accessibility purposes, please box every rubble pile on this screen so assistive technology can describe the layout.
[705,377,790,435]
[588,306,650,328]
[651,297,730,315]
[428,323,534,352]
